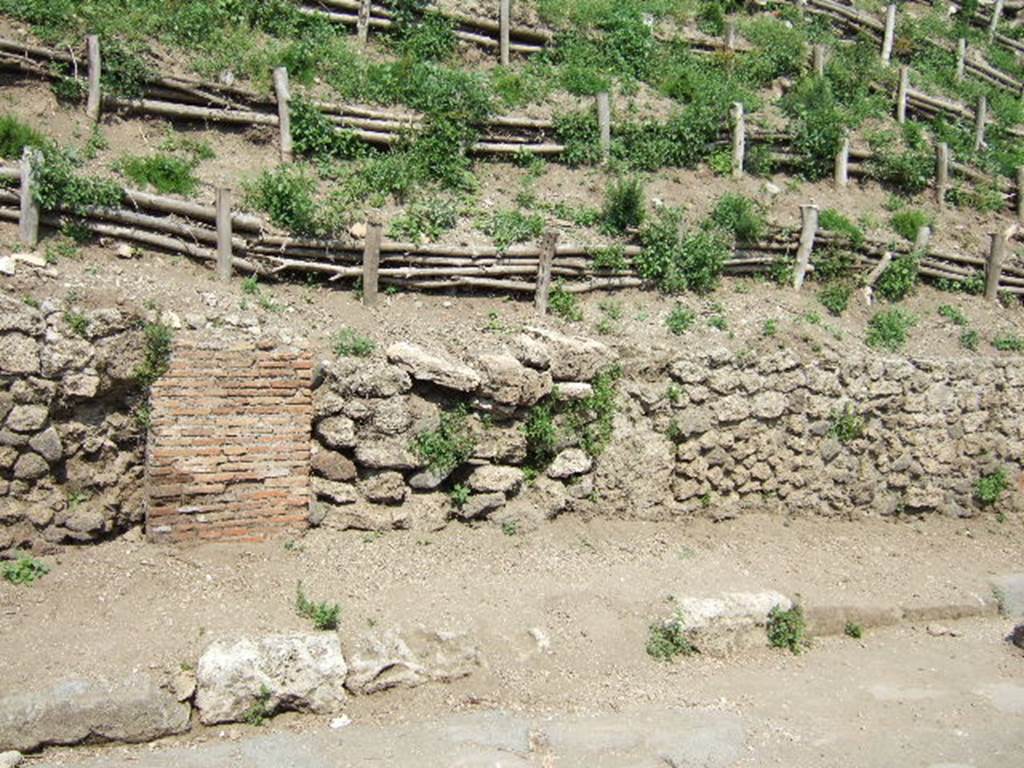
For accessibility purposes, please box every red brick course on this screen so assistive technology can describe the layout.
[145,337,313,544]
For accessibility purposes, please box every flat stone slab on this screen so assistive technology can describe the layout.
[0,675,190,753]
[991,574,1024,619]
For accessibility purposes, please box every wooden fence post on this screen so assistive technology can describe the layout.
[596,92,611,164]
[216,187,233,282]
[273,67,293,163]
[499,0,511,66]
[731,102,745,179]
[896,66,909,123]
[985,228,1007,301]
[357,0,371,45]
[956,38,966,82]
[834,136,849,187]
[1017,166,1024,224]
[534,228,559,315]
[881,4,896,65]
[86,35,102,123]
[725,20,736,51]
[362,218,382,306]
[913,225,931,254]
[792,204,819,290]
[18,147,40,248]
[974,94,987,151]
[813,44,826,77]
[936,142,949,207]
[989,0,1004,41]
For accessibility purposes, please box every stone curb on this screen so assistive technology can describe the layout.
[804,596,1000,638]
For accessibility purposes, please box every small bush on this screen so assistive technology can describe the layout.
[64,310,89,338]
[245,166,320,236]
[480,209,544,252]
[767,604,807,654]
[413,405,476,475]
[295,582,340,631]
[550,280,583,321]
[665,305,694,335]
[828,404,865,444]
[449,483,471,509]
[875,254,919,302]
[844,621,863,639]
[291,97,366,163]
[975,469,1009,507]
[937,304,968,326]
[593,244,629,272]
[0,114,48,160]
[866,308,916,351]
[388,196,459,243]
[333,327,375,358]
[646,615,698,661]
[819,282,852,316]
[960,328,980,351]
[818,208,864,248]
[523,402,558,470]
[762,319,778,337]
[890,209,934,243]
[135,321,174,387]
[601,176,645,234]
[993,334,1024,352]
[2,556,49,585]
[117,153,199,195]
[243,685,273,726]
[708,193,764,244]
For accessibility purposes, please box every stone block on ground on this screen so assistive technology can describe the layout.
[525,327,613,381]
[386,343,480,393]
[468,465,523,495]
[546,449,592,479]
[195,634,348,725]
[345,627,480,695]
[668,591,793,656]
[992,574,1024,619]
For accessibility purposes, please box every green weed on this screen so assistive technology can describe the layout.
[866,309,917,351]
[295,582,340,631]
[332,327,375,358]
[646,614,698,661]
[2,556,49,585]
[975,469,1009,507]
[767,604,807,654]
[413,405,475,475]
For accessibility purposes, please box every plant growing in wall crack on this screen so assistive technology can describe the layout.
[413,405,476,476]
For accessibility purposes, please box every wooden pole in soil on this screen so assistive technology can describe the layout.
[974,94,987,151]
[985,228,1008,301]
[273,67,293,163]
[881,4,897,66]
[989,0,1004,41]
[731,102,745,180]
[534,228,559,315]
[936,142,949,208]
[86,35,102,123]
[956,38,966,82]
[896,66,909,124]
[834,136,849,188]
[357,0,371,45]
[913,225,931,254]
[499,0,511,67]
[792,204,819,290]
[1017,166,1024,224]
[596,92,611,165]
[215,187,233,282]
[18,147,40,248]
[725,20,736,51]
[813,44,826,77]
[362,218,382,306]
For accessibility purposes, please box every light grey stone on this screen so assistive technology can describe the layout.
[358,472,407,505]
[313,477,357,505]
[345,627,480,695]
[992,574,1024,619]
[28,427,62,463]
[315,416,356,449]
[475,352,552,407]
[456,492,505,520]
[547,448,592,479]
[752,391,787,419]
[5,405,47,433]
[354,441,423,471]
[195,634,348,725]
[386,342,480,393]
[12,453,47,481]
[507,334,551,370]
[667,591,794,656]
[525,327,613,381]
[0,334,40,375]
[0,751,21,768]
[468,465,523,495]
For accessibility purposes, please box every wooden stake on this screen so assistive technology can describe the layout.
[792,204,819,290]
[956,38,966,82]
[357,0,371,45]
[985,229,1007,301]
[896,66,909,123]
[834,136,849,188]
[215,187,233,282]
[86,35,102,122]
[596,92,611,164]
[725,20,736,51]
[881,4,897,65]
[731,102,745,179]
[362,218,382,306]
[1017,166,1024,224]
[913,225,931,253]
[936,142,949,207]
[974,94,987,151]
[273,67,293,163]
[989,0,1004,41]
[18,147,40,248]
[499,0,511,66]
[813,44,826,77]
[534,228,559,315]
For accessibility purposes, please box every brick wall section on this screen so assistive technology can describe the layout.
[145,338,313,543]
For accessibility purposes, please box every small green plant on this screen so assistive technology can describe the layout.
[0,114,48,159]
[646,614,698,661]
[993,334,1024,352]
[665,305,695,335]
[818,282,852,317]
[767,604,807,654]
[413,405,476,475]
[2,556,50,585]
[135,321,174,387]
[501,519,520,536]
[389,195,460,243]
[117,152,200,195]
[708,193,764,244]
[844,621,863,639]
[549,280,583,321]
[889,209,934,243]
[243,685,273,726]
[708,313,728,331]
[295,582,340,631]
[975,469,1009,507]
[762,319,778,337]
[593,244,629,272]
[64,310,89,338]
[449,483,471,510]
[960,328,980,351]
[866,309,916,351]
[875,254,919,302]
[523,402,558,469]
[479,209,544,252]
[332,327,375,358]
[937,304,968,326]
[818,209,864,249]
[828,404,864,444]
[601,176,644,234]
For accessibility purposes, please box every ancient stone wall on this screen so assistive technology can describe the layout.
[145,337,313,543]
[0,292,147,550]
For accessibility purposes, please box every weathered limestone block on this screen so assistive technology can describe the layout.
[345,627,480,695]
[468,465,523,495]
[525,327,613,381]
[359,471,407,505]
[311,450,357,482]
[547,449,592,479]
[387,342,480,392]
[315,416,356,449]
[476,352,552,407]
